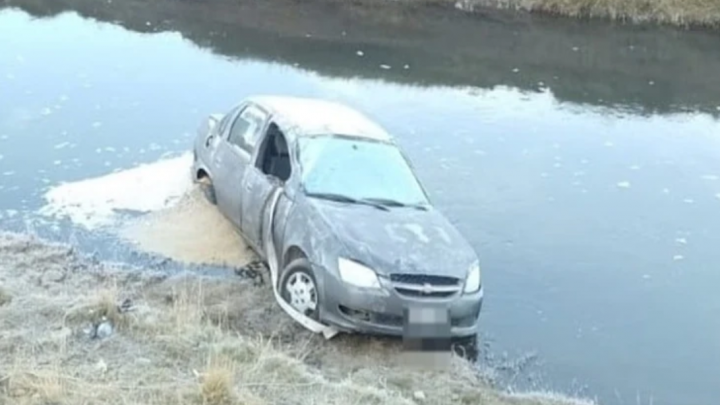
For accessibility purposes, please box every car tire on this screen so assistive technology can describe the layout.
[452,334,479,363]
[280,258,320,321]
[200,180,217,205]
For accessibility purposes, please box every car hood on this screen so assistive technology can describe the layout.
[307,199,478,278]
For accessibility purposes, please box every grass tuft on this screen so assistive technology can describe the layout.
[199,356,236,405]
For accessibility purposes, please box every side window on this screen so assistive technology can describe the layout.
[227,106,266,153]
[218,106,240,135]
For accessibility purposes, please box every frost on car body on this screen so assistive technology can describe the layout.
[191,95,484,346]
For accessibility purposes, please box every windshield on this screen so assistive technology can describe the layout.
[298,136,429,206]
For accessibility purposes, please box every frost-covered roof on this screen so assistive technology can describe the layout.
[247,95,392,142]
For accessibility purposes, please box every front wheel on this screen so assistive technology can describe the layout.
[280,258,320,321]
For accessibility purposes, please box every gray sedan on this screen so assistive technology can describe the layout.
[191,95,484,351]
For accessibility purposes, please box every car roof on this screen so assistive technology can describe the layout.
[246,95,393,143]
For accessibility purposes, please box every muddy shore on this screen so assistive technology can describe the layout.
[0,231,592,405]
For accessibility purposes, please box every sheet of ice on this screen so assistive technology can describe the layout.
[39,152,193,230]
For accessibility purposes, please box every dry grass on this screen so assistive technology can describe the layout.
[0,231,594,405]
[469,0,720,27]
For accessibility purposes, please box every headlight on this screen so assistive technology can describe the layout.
[338,258,381,289]
[463,261,481,294]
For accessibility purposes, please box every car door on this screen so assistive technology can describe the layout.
[240,123,287,252]
[212,103,269,229]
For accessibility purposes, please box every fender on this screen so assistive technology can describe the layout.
[262,186,339,340]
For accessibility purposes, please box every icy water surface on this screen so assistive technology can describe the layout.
[1,6,720,405]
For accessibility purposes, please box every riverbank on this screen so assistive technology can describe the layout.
[0,231,592,405]
[465,0,720,28]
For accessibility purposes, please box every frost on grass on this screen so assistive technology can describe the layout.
[0,231,593,405]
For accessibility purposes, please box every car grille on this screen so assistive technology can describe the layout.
[389,273,461,298]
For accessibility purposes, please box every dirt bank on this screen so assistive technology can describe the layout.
[464,0,720,28]
[0,231,592,405]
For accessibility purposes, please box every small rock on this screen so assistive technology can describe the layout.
[96,320,114,339]
[413,391,426,401]
[380,64,391,70]
[356,50,364,56]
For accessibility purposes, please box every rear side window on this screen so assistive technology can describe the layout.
[227,106,266,153]
[218,106,240,135]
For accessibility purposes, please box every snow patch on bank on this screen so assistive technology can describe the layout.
[38,152,194,230]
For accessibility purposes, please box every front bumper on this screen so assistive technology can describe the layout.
[318,265,483,338]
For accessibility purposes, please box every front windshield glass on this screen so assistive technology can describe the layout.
[298,135,429,206]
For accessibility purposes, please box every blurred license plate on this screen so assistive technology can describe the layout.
[408,306,448,324]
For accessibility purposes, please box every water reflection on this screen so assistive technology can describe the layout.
[1,6,720,405]
[5,0,720,116]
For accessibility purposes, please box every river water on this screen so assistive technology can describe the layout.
[1,3,719,405]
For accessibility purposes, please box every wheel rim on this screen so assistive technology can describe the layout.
[285,272,317,315]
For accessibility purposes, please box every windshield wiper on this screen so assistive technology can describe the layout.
[361,197,428,211]
[306,192,389,211]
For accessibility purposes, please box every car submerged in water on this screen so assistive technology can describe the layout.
[191,95,484,353]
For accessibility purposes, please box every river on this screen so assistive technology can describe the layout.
[1,2,719,404]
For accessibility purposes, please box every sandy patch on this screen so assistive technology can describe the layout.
[118,186,256,268]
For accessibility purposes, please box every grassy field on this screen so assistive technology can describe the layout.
[469,0,720,27]
[0,230,594,405]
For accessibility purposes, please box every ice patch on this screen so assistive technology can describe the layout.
[38,152,193,230]
[616,181,630,189]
